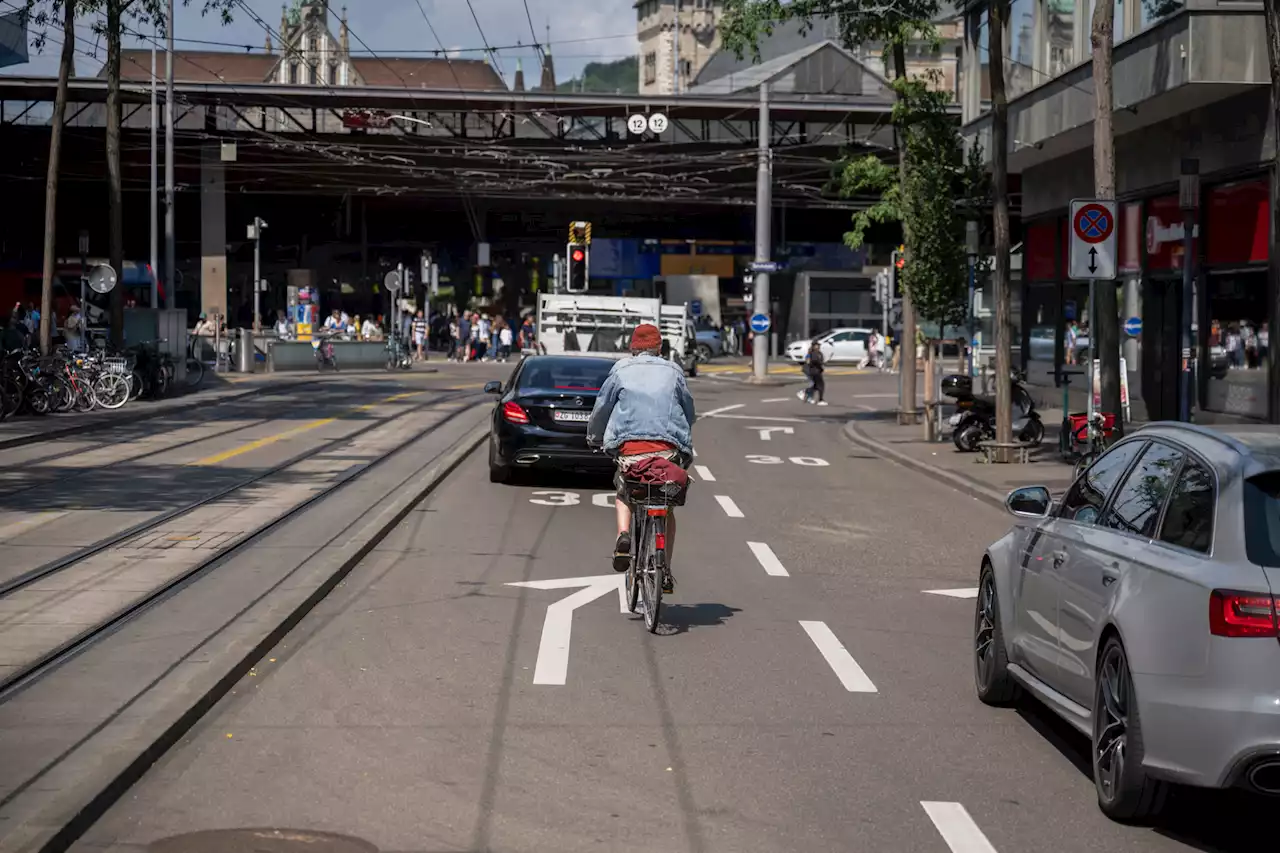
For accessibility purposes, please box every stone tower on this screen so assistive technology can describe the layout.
[636,0,722,95]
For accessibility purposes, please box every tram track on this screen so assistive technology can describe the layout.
[0,389,485,703]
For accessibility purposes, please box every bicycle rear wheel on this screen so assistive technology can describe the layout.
[641,514,664,633]
[625,512,641,614]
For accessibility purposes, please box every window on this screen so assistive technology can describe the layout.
[1160,460,1214,553]
[307,35,317,53]
[643,52,657,85]
[329,62,339,85]
[517,358,613,391]
[289,62,299,84]
[1103,442,1183,538]
[1141,0,1183,31]
[1245,472,1280,565]
[1045,0,1075,76]
[1059,440,1145,525]
[308,63,318,85]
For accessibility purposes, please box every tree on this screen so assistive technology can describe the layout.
[1091,0,1122,424]
[987,0,1013,451]
[720,0,942,422]
[24,0,79,354]
[834,75,986,333]
[1262,0,1280,422]
[84,0,237,345]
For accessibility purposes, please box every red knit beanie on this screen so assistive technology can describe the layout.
[630,323,662,353]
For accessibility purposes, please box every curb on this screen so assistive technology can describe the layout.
[841,420,1008,510]
[3,421,488,853]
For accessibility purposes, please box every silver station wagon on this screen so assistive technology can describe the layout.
[975,422,1280,820]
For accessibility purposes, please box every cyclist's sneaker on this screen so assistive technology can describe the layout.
[663,573,675,595]
[612,531,631,572]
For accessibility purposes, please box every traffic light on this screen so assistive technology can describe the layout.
[567,245,588,291]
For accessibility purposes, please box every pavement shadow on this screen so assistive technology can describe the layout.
[654,602,741,636]
[1015,696,1272,851]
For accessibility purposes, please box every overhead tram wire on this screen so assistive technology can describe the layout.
[462,0,504,78]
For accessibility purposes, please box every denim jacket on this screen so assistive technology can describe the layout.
[587,354,696,455]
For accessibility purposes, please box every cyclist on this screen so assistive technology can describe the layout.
[587,323,696,591]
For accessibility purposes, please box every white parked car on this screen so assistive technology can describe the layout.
[786,327,874,364]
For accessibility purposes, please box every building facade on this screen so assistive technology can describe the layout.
[958,0,1275,421]
[636,0,724,95]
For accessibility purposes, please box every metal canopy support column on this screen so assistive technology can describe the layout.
[750,82,773,384]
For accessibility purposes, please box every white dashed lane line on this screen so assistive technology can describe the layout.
[924,588,979,599]
[714,495,744,518]
[693,464,716,482]
[747,541,789,576]
[799,621,878,693]
[921,802,999,853]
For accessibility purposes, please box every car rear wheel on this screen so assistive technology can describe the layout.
[1093,637,1167,821]
[488,440,511,484]
[974,565,1018,705]
[696,344,713,362]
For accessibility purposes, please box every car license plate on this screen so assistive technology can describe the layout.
[553,410,590,423]
[949,413,964,426]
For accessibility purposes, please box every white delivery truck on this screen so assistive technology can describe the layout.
[535,294,697,376]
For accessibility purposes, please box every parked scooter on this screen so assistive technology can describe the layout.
[943,371,1044,452]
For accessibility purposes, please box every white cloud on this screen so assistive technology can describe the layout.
[4,0,641,84]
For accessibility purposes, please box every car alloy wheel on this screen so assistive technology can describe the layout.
[1092,638,1165,821]
[973,565,1016,704]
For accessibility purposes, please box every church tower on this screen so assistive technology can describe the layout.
[636,0,723,95]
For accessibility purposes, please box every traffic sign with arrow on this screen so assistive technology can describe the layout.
[1068,199,1117,281]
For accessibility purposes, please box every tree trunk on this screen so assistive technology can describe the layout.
[1092,0,1123,425]
[989,0,1013,450]
[40,0,77,355]
[106,0,125,346]
[1264,0,1280,423]
[892,40,918,424]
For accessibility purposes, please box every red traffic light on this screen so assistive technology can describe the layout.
[572,249,585,262]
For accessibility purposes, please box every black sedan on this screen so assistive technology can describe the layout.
[484,354,620,483]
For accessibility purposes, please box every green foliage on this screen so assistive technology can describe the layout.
[836,75,987,328]
[719,0,942,60]
[558,57,638,94]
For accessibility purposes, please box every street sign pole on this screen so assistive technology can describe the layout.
[1067,199,1119,445]
[750,82,772,383]
[1087,278,1096,456]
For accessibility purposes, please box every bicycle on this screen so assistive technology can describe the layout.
[620,472,689,633]
[1071,411,1115,479]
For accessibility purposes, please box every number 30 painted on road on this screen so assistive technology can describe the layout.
[528,491,616,507]
[745,455,829,467]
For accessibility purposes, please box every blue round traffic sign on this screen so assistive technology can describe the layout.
[749,313,771,334]
[690,299,703,317]
[1124,316,1142,337]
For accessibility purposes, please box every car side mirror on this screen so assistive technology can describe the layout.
[1006,485,1052,518]
[483,381,502,395]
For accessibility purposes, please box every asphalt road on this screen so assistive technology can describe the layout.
[49,367,1269,852]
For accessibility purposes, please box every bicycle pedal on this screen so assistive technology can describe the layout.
[662,575,674,595]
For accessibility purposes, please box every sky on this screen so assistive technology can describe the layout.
[1,0,641,86]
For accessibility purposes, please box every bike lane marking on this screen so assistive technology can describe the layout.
[747,541,788,576]
[920,802,999,853]
[693,464,716,482]
[799,620,877,693]
[714,495,744,518]
[924,588,979,599]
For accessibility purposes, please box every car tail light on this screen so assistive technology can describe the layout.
[502,401,529,424]
[654,533,666,550]
[1209,589,1279,637]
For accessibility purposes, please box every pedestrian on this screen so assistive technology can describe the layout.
[64,302,85,352]
[455,312,472,363]
[412,310,427,361]
[498,322,513,361]
[799,341,827,405]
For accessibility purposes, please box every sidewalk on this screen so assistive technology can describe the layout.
[843,408,1080,510]
[0,371,304,451]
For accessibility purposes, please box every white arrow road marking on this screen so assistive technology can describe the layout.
[920,802,998,853]
[693,464,716,481]
[505,575,627,685]
[752,426,795,441]
[747,541,788,576]
[702,403,745,418]
[924,588,980,599]
[714,495,744,518]
[799,621,877,693]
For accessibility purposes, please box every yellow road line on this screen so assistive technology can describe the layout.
[191,391,424,466]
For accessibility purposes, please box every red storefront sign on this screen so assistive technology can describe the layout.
[1119,202,1141,273]
[1207,178,1270,265]
[1145,194,1196,271]
[1024,220,1057,280]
